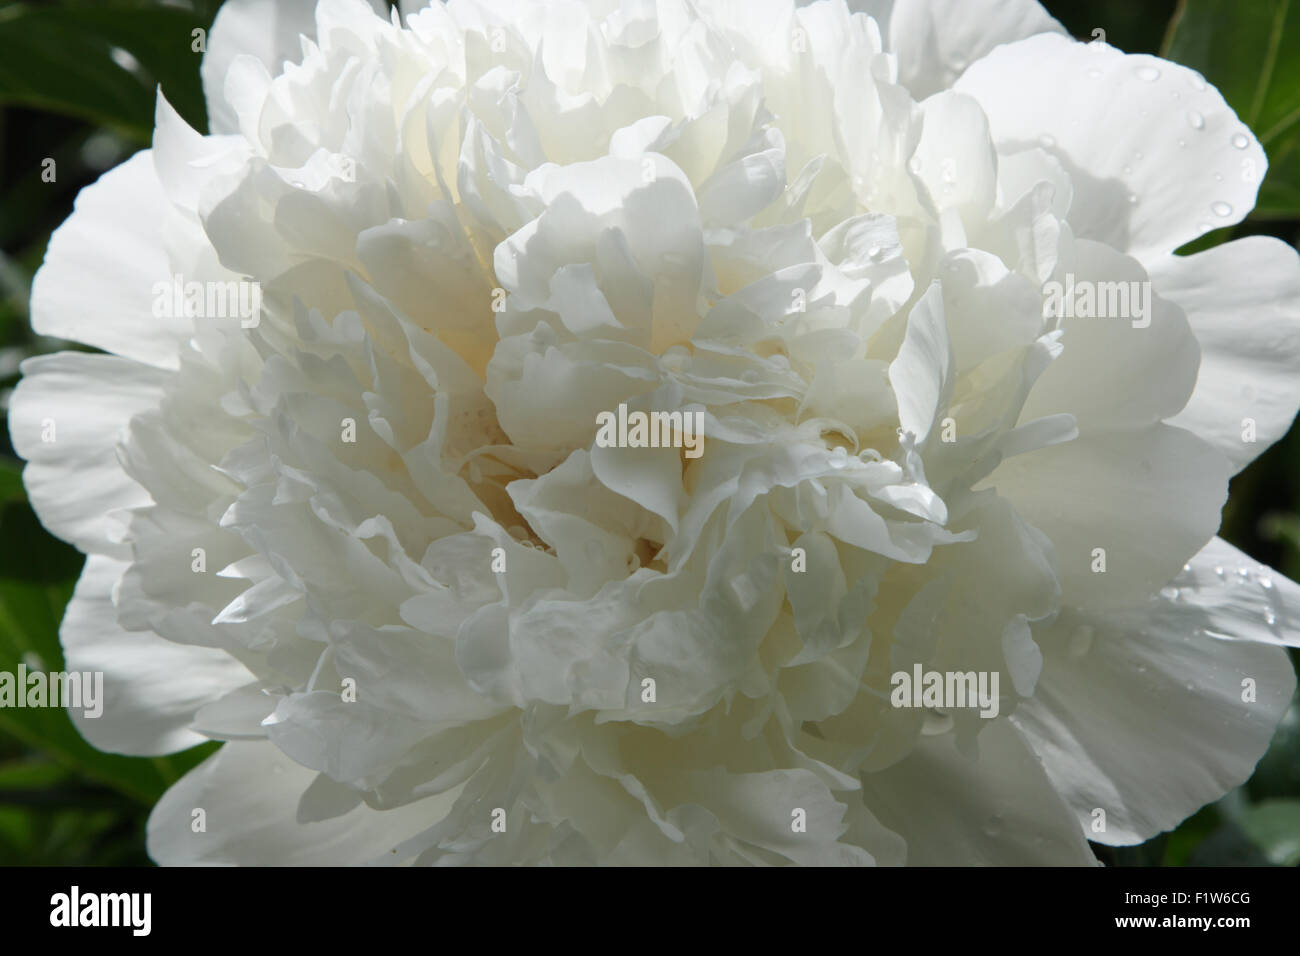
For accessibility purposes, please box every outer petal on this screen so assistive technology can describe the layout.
[147,740,453,865]
[982,424,1230,609]
[874,0,1066,100]
[201,0,319,135]
[28,151,191,369]
[9,353,168,558]
[956,33,1268,260]
[200,0,387,135]
[60,557,253,756]
[1154,536,1300,650]
[859,719,1098,864]
[1013,566,1297,844]
[1153,237,1300,473]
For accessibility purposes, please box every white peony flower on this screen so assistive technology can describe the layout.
[11,0,1300,865]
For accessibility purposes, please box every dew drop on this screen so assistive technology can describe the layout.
[921,709,953,735]
[1122,164,1133,174]
[1260,577,1274,591]
[1159,585,1180,602]
[1086,67,1103,79]
[1265,607,1278,626]
[1177,139,1186,148]
[1039,133,1057,148]
[1197,221,1212,232]
[983,814,1005,838]
[1231,133,1250,149]
[1068,625,1095,658]
[908,155,923,173]
[1126,192,1138,205]
[1189,72,1207,90]
[829,446,848,469]
[1211,200,1233,217]
[1214,566,1226,579]
[1136,66,1160,82]
[1186,110,1205,130]
[1214,172,1223,181]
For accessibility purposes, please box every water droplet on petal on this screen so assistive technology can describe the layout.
[1188,72,1207,91]
[1265,607,1277,626]
[1039,133,1057,148]
[1068,625,1095,658]
[1086,67,1103,79]
[1159,585,1180,602]
[1136,66,1160,82]
[1260,577,1274,590]
[1126,192,1139,205]
[1214,566,1226,579]
[908,156,923,173]
[984,814,1005,837]
[1187,110,1205,130]
[829,446,847,469]
[1212,200,1233,217]
[921,709,953,735]
[1177,139,1186,148]
[1231,133,1250,149]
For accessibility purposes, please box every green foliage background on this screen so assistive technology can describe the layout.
[0,0,1296,866]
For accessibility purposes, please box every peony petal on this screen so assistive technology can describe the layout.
[1153,236,1300,473]
[28,152,191,369]
[957,33,1268,260]
[873,0,1066,100]
[1013,591,1297,844]
[147,739,453,864]
[9,353,169,558]
[202,0,322,135]
[888,282,952,446]
[860,718,1098,864]
[61,557,253,756]
[983,424,1230,609]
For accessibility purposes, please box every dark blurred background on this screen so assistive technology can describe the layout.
[0,0,1296,866]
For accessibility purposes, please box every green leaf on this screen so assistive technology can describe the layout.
[0,458,24,505]
[1238,799,1300,865]
[0,1,212,144]
[1163,0,1300,218]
